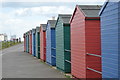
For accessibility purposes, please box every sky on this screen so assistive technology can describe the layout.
[0,0,106,41]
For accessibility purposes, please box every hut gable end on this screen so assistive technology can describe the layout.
[70,5,85,23]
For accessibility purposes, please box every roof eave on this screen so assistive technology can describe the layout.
[69,5,78,23]
[85,17,100,20]
[63,23,70,26]
[51,27,55,28]
[54,16,59,28]
[99,0,109,16]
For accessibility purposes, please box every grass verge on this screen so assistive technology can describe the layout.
[0,41,22,50]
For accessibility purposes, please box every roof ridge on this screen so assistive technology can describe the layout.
[48,20,56,21]
[47,20,56,28]
[57,14,72,24]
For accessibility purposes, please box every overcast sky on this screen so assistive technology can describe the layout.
[0,0,106,41]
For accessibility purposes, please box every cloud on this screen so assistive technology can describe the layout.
[1,0,106,41]
[1,5,74,41]
[14,6,73,17]
[0,10,51,40]
[2,2,105,8]
[0,13,23,39]
[15,8,30,16]
[2,0,106,2]
[31,6,73,14]
[5,19,23,24]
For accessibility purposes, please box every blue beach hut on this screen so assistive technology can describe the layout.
[99,0,120,78]
[46,20,56,66]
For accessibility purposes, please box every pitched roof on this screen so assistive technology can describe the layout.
[40,24,47,31]
[58,14,72,24]
[29,30,32,34]
[78,5,102,17]
[32,28,36,33]
[26,31,29,35]
[47,20,57,28]
[36,27,40,32]
[99,0,120,16]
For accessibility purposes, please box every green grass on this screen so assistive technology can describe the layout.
[0,41,22,50]
[65,75,71,78]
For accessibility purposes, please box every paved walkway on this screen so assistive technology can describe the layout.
[2,43,65,78]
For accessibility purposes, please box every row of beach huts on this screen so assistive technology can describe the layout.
[23,0,120,79]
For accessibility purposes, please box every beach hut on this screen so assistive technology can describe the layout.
[46,20,56,66]
[23,33,26,52]
[40,24,47,61]
[36,27,40,59]
[56,14,71,73]
[32,29,36,57]
[99,0,120,78]
[70,5,102,78]
[25,32,27,52]
[29,30,32,55]
[26,31,29,53]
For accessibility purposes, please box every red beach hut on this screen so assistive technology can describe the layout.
[40,24,47,61]
[70,5,102,78]
[23,33,26,52]
[29,30,32,55]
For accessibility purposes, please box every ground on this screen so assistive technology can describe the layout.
[2,43,65,78]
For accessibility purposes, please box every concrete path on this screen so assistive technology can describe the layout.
[2,43,65,78]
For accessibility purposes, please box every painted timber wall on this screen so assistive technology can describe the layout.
[26,33,27,52]
[70,6,86,78]
[25,33,27,52]
[46,20,56,66]
[23,33,26,52]
[51,29,56,65]
[40,24,47,61]
[46,23,51,64]
[36,27,40,59]
[99,1,120,78]
[29,30,32,55]
[85,18,101,78]
[32,29,36,57]
[26,32,29,53]
[70,5,101,78]
[56,15,71,73]
[118,1,120,78]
